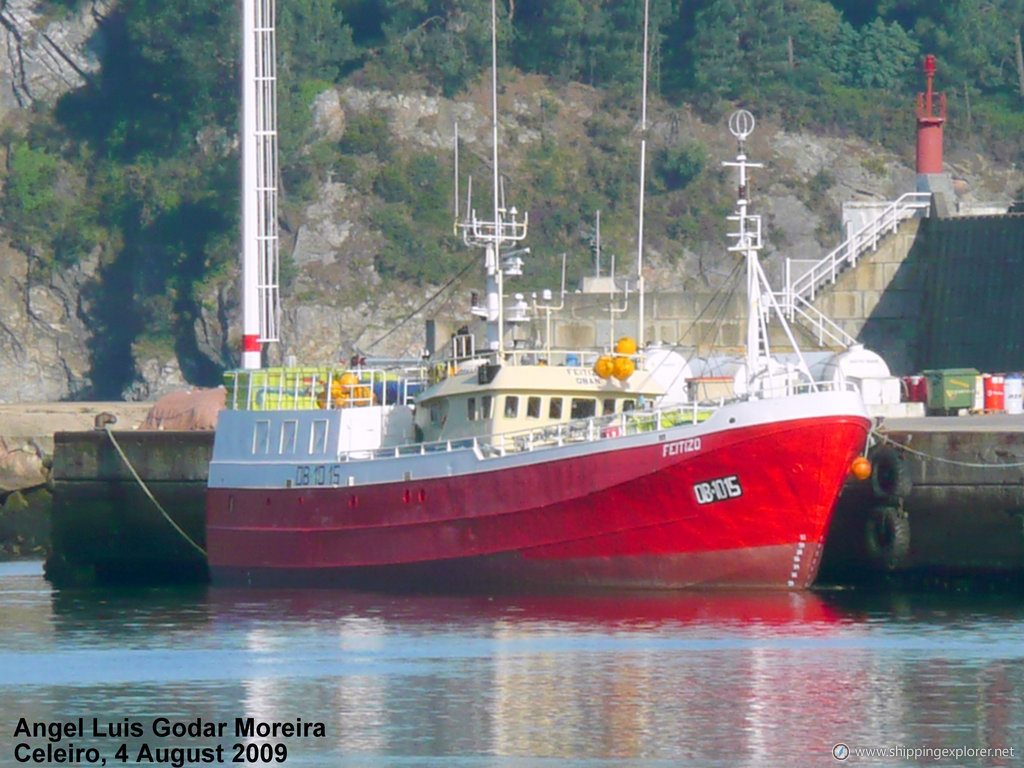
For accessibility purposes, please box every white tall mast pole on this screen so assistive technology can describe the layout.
[241,0,260,369]
[723,110,763,388]
[636,0,650,350]
[490,0,504,356]
[458,0,526,354]
[241,0,280,370]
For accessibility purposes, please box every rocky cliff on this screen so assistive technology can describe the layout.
[0,0,109,113]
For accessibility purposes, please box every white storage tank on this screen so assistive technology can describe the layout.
[820,344,900,405]
[642,345,694,405]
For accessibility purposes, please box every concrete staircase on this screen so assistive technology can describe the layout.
[774,192,932,348]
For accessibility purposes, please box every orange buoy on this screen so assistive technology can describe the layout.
[612,355,635,381]
[851,456,872,481]
[594,355,614,378]
[615,337,638,355]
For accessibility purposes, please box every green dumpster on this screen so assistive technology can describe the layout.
[922,368,978,414]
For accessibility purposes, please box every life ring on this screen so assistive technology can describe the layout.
[869,446,913,501]
[864,505,910,571]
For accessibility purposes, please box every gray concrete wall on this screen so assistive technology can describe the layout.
[914,215,1024,373]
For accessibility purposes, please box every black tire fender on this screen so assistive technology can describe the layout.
[870,446,913,501]
[864,505,911,571]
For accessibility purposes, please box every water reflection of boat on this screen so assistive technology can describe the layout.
[208,587,865,765]
[206,586,847,632]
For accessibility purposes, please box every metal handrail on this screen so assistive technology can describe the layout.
[783,192,930,310]
[776,294,857,348]
[354,404,703,462]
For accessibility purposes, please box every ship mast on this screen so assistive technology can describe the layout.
[488,0,503,354]
[457,0,527,357]
[723,111,763,383]
[724,110,815,393]
[635,0,650,352]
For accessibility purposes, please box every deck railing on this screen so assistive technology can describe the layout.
[224,366,427,411]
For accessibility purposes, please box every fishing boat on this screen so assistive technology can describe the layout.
[205,1,871,590]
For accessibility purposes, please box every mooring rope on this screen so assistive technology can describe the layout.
[876,430,1024,470]
[104,426,207,556]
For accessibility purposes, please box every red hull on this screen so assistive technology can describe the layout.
[207,413,869,589]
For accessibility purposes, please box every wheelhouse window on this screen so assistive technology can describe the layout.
[602,398,616,415]
[623,399,636,412]
[252,420,270,455]
[280,420,298,454]
[310,419,329,454]
[467,397,477,421]
[570,398,596,419]
[481,395,493,419]
[549,397,563,419]
[504,396,519,418]
[527,396,542,418]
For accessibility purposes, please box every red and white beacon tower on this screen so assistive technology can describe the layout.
[916,54,946,180]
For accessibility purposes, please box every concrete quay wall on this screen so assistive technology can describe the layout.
[821,415,1024,582]
[46,430,211,585]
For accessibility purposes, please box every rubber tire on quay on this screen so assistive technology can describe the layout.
[864,505,911,571]
[869,446,913,501]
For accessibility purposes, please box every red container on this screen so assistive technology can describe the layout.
[983,373,1005,412]
[902,375,927,403]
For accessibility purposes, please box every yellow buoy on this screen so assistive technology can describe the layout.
[612,355,635,380]
[615,337,638,355]
[340,371,359,387]
[594,355,614,378]
[850,456,872,481]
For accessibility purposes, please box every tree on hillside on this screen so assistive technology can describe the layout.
[905,0,1024,98]
[375,0,494,96]
[849,17,919,90]
[279,0,358,84]
[690,0,790,101]
[513,0,677,90]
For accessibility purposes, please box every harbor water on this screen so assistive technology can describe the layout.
[1,560,1022,767]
